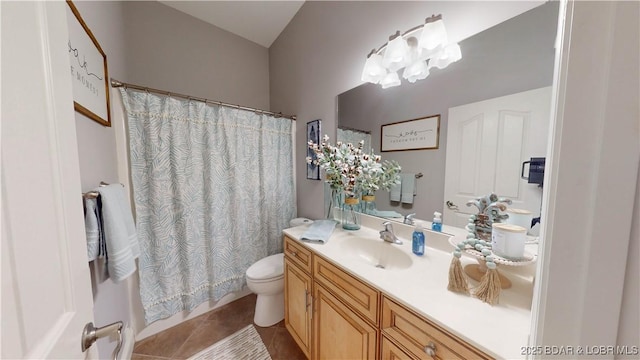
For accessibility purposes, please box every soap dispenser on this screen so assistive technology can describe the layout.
[432,212,442,232]
[412,221,425,256]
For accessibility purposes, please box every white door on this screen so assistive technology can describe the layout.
[443,87,551,228]
[1,2,96,358]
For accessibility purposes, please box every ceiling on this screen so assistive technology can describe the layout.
[159,1,305,48]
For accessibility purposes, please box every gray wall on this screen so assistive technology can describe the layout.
[122,1,270,109]
[269,1,544,220]
[337,3,558,220]
[72,0,271,355]
[71,2,131,359]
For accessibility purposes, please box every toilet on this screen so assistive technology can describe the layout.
[246,218,313,327]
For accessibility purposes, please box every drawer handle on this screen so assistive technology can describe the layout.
[424,342,437,357]
[288,249,298,257]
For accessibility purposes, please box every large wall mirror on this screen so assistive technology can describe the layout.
[334,2,559,232]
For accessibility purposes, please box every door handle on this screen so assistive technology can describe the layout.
[81,321,123,360]
[446,201,459,211]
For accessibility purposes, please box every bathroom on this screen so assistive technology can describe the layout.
[2,1,638,359]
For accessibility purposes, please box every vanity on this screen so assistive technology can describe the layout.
[282,214,536,360]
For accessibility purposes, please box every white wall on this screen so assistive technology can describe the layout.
[72,0,271,354]
[269,1,543,220]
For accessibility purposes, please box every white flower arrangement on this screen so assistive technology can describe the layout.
[307,135,401,197]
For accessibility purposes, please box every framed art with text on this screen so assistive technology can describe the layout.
[381,114,440,152]
[66,0,111,127]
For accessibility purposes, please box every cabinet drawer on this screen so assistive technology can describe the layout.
[381,297,492,360]
[313,256,379,324]
[284,236,312,274]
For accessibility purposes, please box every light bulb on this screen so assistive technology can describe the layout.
[380,71,401,89]
[382,35,409,73]
[419,18,448,51]
[361,53,386,84]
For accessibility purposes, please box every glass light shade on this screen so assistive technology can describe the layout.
[382,36,409,72]
[429,43,462,69]
[402,60,429,83]
[380,71,401,89]
[418,19,448,51]
[361,53,386,84]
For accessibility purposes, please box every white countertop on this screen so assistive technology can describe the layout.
[283,214,537,359]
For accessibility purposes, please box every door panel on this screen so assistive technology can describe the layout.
[1,1,95,358]
[284,260,311,358]
[312,285,377,360]
[444,87,551,229]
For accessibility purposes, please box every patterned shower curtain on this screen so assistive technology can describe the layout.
[119,89,295,324]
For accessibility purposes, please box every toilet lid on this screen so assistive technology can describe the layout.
[246,253,284,281]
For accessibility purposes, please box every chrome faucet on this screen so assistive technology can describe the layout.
[380,221,403,245]
[404,213,416,225]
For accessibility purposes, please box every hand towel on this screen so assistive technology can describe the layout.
[369,209,404,218]
[301,220,337,244]
[401,173,416,204]
[84,197,101,261]
[390,181,402,202]
[97,184,140,282]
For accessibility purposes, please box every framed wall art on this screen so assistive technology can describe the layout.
[381,114,440,152]
[306,119,321,180]
[66,0,111,127]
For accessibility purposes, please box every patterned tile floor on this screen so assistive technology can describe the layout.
[131,294,306,360]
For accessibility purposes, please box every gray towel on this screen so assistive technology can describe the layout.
[390,182,401,202]
[301,220,337,243]
[400,173,415,204]
[97,184,140,282]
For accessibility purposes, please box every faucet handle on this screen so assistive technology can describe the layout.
[382,221,394,232]
[404,213,416,225]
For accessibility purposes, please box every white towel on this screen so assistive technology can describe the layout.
[390,181,401,202]
[84,197,101,261]
[97,184,140,282]
[401,173,415,204]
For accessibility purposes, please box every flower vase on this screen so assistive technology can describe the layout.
[327,189,343,222]
[342,196,361,230]
[361,194,376,215]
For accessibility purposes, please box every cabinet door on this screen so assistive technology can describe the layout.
[381,336,416,360]
[313,284,378,360]
[284,259,312,359]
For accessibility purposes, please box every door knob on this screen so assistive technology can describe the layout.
[446,201,459,211]
[81,321,123,360]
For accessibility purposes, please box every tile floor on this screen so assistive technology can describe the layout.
[131,294,306,360]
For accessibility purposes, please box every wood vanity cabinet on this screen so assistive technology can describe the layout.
[284,237,313,358]
[283,236,493,360]
[312,256,379,360]
[381,296,492,360]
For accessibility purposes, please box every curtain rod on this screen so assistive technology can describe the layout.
[110,78,296,121]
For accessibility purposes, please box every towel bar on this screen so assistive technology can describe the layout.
[82,182,124,199]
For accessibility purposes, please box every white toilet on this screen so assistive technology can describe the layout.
[246,218,313,327]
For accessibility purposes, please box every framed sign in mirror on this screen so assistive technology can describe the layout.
[381,115,440,152]
[66,0,111,127]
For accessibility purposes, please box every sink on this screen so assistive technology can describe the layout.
[339,236,413,270]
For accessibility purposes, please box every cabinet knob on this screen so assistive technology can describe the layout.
[424,342,437,357]
[289,250,298,257]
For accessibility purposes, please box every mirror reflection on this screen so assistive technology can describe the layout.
[334,2,558,232]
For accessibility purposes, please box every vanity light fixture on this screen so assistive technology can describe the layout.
[361,14,462,88]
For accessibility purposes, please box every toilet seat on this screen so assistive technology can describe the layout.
[246,253,284,282]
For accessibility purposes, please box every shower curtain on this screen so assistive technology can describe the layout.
[119,89,295,324]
